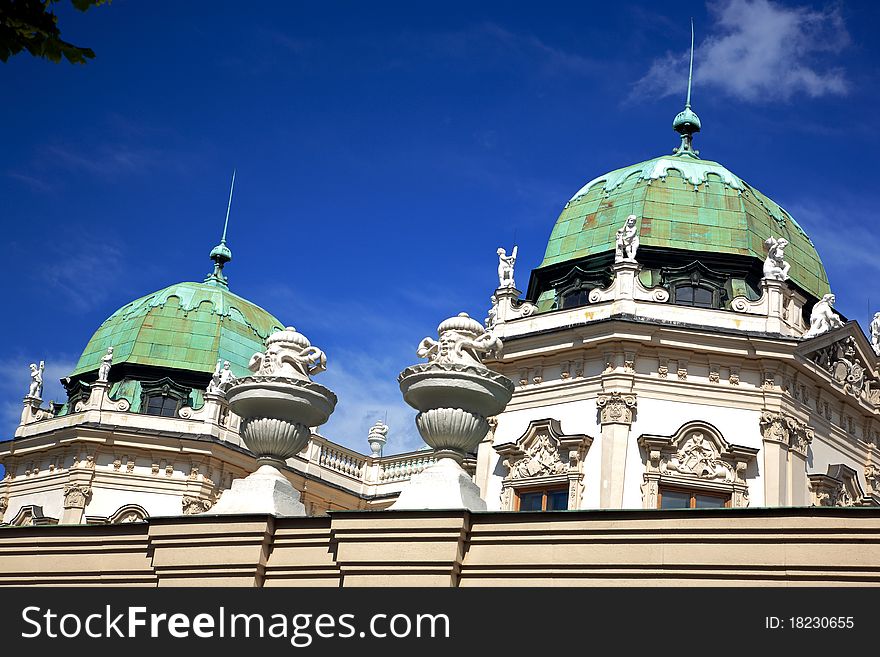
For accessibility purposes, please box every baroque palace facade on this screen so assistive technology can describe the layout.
[2,91,880,586]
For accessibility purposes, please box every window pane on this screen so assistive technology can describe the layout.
[146,397,164,415]
[694,494,728,508]
[519,492,544,511]
[694,287,713,307]
[660,489,691,509]
[547,490,569,511]
[675,286,694,303]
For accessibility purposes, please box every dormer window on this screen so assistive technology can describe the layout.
[139,377,192,418]
[674,284,714,308]
[144,394,180,417]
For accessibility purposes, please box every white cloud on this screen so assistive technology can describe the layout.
[633,0,849,102]
[40,237,126,312]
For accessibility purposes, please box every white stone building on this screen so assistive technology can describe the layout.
[2,94,879,526]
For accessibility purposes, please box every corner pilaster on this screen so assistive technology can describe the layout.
[596,391,636,508]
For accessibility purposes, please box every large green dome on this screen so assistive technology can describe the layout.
[538,153,830,301]
[71,281,284,379]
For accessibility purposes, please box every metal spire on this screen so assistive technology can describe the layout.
[206,170,236,287]
[672,19,701,158]
[686,18,694,109]
[221,169,235,246]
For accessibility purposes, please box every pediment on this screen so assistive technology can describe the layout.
[809,464,868,507]
[496,419,593,482]
[797,321,879,401]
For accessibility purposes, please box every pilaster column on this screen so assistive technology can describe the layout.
[759,411,790,506]
[596,391,636,508]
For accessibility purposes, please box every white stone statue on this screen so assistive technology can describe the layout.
[367,420,389,457]
[615,214,640,263]
[871,312,880,357]
[248,327,326,381]
[802,293,845,339]
[497,246,517,289]
[485,295,498,328]
[417,312,502,368]
[218,360,235,387]
[98,347,113,382]
[763,237,791,281]
[207,359,235,394]
[27,361,44,399]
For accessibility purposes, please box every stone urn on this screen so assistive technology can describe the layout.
[209,327,337,516]
[391,313,514,510]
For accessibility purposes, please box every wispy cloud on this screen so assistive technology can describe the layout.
[411,22,601,79]
[43,144,163,179]
[40,236,126,312]
[633,0,849,103]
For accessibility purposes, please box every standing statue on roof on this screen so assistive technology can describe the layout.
[98,347,113,382]
[870,312,880,357]
[497,246,517,289]
[763,237,791,281]
[28,361,44,399]
[615,214,640,263]
[803,294,844,339]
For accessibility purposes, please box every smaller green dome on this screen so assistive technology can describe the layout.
[71,281,284,379]
[673,106,701,134]
[209,242,232,263]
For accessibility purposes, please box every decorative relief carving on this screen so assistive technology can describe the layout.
[573,360,584,378]
[638,421,757,509]
[509,432,567,479]
[709,364,720,384]
[63,484,91,509]
[182,496,213,515]
[809,465,864,507]
[596,392,636,425]
[496,419,593,511]
[658,358,668,379]
[729,367,740,386]
[759,411,814,456]
[662,433,734,482]
[0,497,7,522]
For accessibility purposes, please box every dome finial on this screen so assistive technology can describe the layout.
[672,19,701,159]
[205,169,235,287]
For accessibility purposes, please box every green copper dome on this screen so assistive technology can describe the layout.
[538,153,830,300]
[71,281,284,379]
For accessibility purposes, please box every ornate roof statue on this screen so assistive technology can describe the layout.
[497,246,517,289]
[615,214,640,263]
[27,361,44,399]
[803,294,844,339]
[97,347,113,382]
[763,236,791,281]
[871,312,880,357]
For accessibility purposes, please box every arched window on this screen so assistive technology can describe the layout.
[674,284,714,308]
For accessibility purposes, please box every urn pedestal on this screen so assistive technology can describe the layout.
[208,376,337,517]
[391,363,514,511]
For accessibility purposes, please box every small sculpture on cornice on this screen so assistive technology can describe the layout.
[207,359,236,394]
[614,214,640,263]
[27,360,44,399]
[762,237,791,281]
[802,294,844,339]
[497,246,517,289]
[98,347,113,382]
[871,312,880,357]
[248,327,327,380]
[417,313,502,368]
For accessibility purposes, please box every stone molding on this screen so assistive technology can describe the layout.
[63,483,91,509]
[809,464,867,507]
[495,418,593,511]
[588,261,669,304]
[759,411,814,457]
[596,391,637,425]
[638,421,757,508]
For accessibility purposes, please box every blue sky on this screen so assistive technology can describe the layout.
[2,0,879,455]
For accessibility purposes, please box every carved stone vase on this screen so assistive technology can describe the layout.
[391,313,514,510]
[208,327,336,516]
